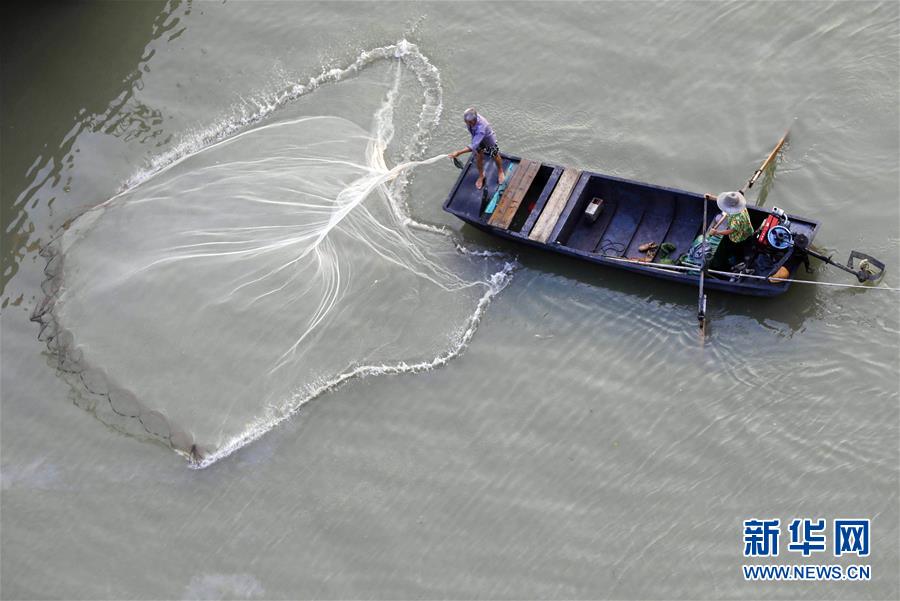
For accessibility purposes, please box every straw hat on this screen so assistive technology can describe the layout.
[716,191,747,214]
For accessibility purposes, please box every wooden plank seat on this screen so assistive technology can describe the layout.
[488,159,541,230]
[528,167,582,243]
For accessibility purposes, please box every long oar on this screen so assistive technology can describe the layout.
[741,129,790,204]
[698,192,710,341]
[697,130,790,340]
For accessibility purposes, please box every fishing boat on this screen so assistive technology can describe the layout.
[443,151,882,299]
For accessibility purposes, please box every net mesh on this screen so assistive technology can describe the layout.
[32,42,515,467]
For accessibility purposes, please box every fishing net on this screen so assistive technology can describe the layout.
[32,42,514,467]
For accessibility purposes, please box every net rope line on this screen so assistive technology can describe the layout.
[594,253,899,291]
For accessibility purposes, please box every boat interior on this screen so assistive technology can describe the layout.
[444,154,818,280]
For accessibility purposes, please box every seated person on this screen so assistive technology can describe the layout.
[705,191,753,242]
[704,191,754,269]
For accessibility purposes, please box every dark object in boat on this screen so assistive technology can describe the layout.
[443,153,821,297]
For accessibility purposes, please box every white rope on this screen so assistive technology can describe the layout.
[709,269,900,291]
[595,253,900,292]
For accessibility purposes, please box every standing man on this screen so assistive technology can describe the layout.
[448,107,505,190]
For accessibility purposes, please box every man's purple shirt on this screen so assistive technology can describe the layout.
[467,114,497,153]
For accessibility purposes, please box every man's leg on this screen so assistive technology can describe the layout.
[475,151,485,189]
[493,153,505,184]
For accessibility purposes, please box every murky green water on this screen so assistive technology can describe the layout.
[2,2,898,599]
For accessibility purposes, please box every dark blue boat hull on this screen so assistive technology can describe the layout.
[442,153,820,297]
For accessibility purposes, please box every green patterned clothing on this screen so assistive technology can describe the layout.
[726,209,754,243]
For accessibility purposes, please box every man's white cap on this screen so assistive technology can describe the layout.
[716,191,747,214]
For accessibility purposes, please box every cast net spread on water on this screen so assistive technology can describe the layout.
[32,41,514,468]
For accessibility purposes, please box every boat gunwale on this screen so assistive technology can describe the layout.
[442,153,821,297]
